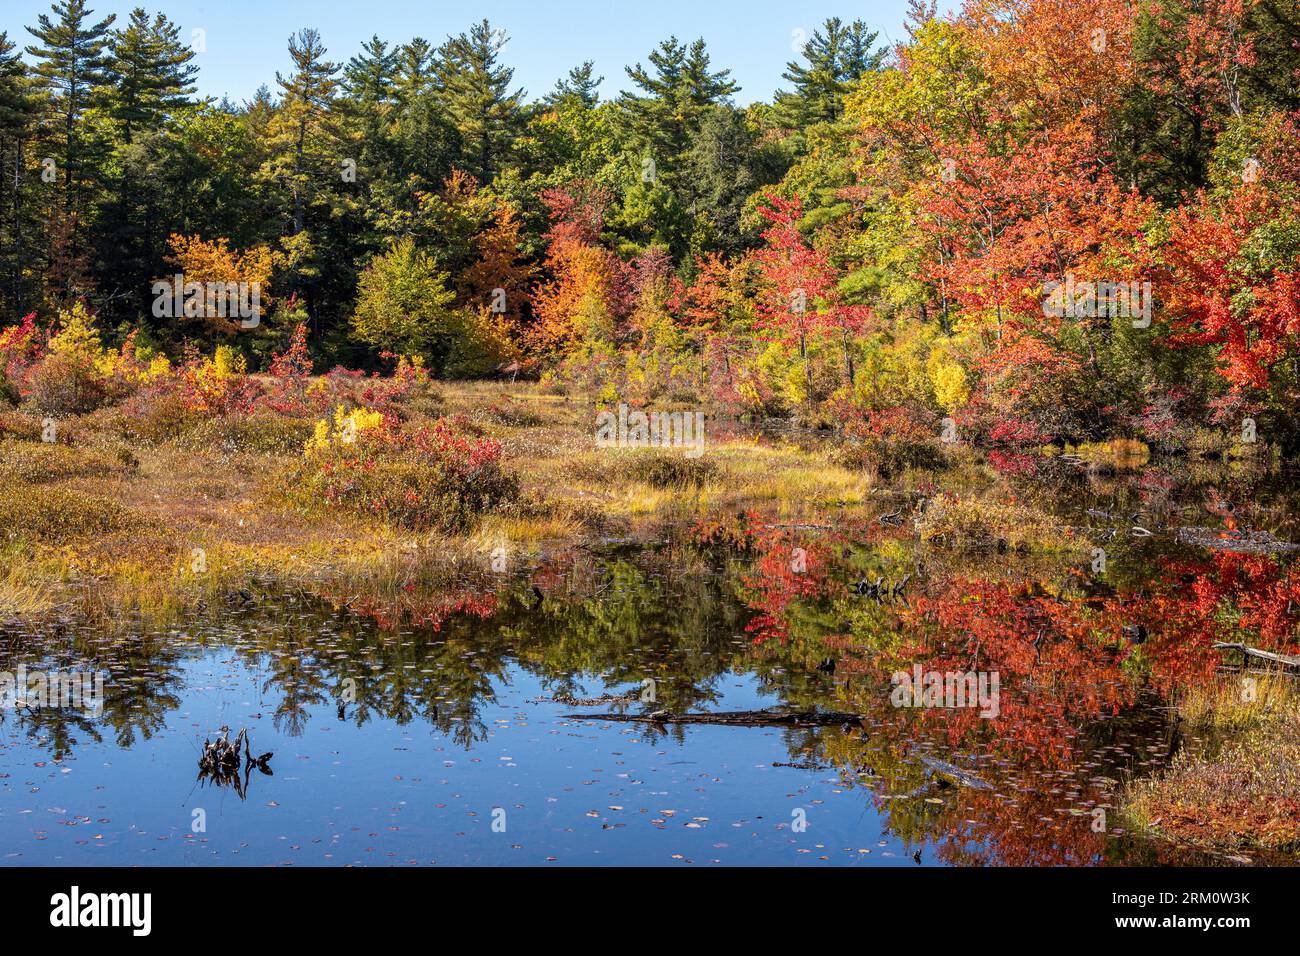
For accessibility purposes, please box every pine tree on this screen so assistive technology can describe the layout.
[432,20,524,182]
[0,31,41,314]
[343,35,398,107]
[25,0,116,216]
[265,28,340,235]
[545,61,603,108]
[395,37,433,104]
[620,37,737,253]
[774,18,883,130]
[106,7,197,140]
[621,36,737,168]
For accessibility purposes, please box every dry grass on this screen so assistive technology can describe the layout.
[916,492,1077,553]
[1126,675,1300,851]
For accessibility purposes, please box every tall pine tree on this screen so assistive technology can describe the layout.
[432,20,523,183]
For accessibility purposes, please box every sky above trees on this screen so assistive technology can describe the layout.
[0,0,959,106]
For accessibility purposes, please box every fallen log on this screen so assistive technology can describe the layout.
[1212,642,1300,670]
[561,708,865,727]
[921,755,995,791]
[1179,527,1300,555]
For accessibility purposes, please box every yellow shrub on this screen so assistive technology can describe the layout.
[304,404,385,456]
[930,360,969,412]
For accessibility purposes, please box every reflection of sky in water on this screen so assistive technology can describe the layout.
[1,650,931,866]
[9,456,1296,868]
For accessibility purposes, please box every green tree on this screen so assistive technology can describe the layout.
[618,37,738,254]
[774,18,883,133]
[105,7,196,140]
[545,61,602,108]
[432,19,523,182]
[263,28,341,236]
[351,236,460,368]
[0,31,41,314]
[25,0,116,218]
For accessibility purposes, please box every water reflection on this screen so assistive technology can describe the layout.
[2,461,1299,865]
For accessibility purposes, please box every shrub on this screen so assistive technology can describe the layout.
[289,407,517,531]
[832,403,946,476]
[179,411,315,455]
[0,440,135,483]
[114,390,207,444]
[616,449,717,488]
[0,410,42,441]
[0,485,137,544]
[27,303,116,414]
[175,344,261,415]
[569,448,718,488]
[0,312,42,399]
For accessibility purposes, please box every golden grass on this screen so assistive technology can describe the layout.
[916,492,1078,553]
[1175,671,1297,731]
[1125,686,1300,852]
[0,561,60,618]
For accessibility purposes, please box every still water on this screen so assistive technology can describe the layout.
[3,460,1298,866]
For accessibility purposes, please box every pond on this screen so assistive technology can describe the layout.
[3,456,1299,866]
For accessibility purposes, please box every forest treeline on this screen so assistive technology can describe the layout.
[2,0,1300,452]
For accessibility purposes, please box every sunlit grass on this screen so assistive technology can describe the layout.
[1175,671,1297,731]
[1126,685,1300,852]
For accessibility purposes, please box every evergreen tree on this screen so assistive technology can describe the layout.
[106,7,197,140]
[545,61,603,108]
[773,18,883,130]
[432,20,524,182]
[343,35,399,107]
[0,31,41,315]
[395,37,433,103]
[621,36,737,168]
[25,0,116,217]
[264,27,340,236]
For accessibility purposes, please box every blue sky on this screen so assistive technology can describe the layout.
[2,0,958,106]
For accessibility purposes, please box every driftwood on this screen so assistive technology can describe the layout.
[920,755,995,791]
[1212,642,1300,670]
[562,708,865,727]
[1178,527,1300,555]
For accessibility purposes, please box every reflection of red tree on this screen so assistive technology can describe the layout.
[892,578,1135,765]
[922,783,1109,867]
[339,589,496,632]
[1134,553,1300,692]
[741,520,833,645]
[691,510,842,645]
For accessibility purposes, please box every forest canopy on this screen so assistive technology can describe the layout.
[3,0,1300,451]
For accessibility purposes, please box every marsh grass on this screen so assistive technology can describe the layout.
[0,380,955,627]
[0,484,140,544]
[1175,671,1297,731]
[0,560,59,619]
[916,492,1077,553]
[1126,680,1300,851]
[0,439,136,483]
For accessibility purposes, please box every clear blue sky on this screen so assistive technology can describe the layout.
[2,0,958,105]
